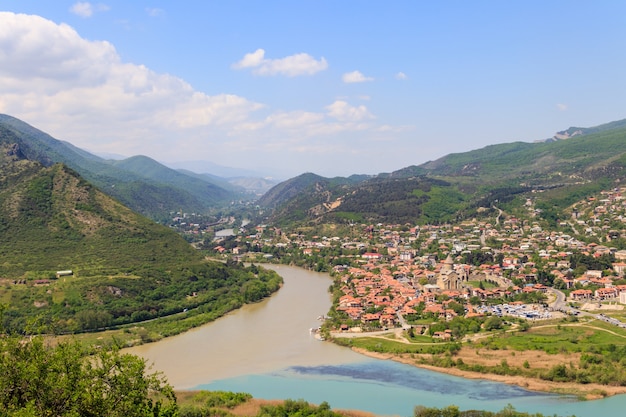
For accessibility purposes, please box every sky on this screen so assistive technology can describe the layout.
[1,1,626,179]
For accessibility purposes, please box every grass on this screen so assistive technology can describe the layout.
[468,280,497,289]
[339,336,458,356]
[478,320,626,353]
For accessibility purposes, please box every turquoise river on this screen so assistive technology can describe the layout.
[127,265,626,416]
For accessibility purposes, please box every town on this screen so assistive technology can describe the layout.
[180,186,626,340]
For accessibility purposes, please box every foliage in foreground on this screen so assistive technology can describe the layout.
[257,399,341,417]
[178,391,253,416]
[414,404,572,417]
[0,334,176,416]
[178,397,344,417]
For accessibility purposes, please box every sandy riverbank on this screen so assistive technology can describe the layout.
[351,347,626,400]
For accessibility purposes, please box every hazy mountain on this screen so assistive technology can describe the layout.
[174,169,278,195]
[166,161,280,194]
[165,160,265,179]
[226,176,279,194]
[0,114,236,218]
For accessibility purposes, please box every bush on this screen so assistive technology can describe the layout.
[0,335,176,416]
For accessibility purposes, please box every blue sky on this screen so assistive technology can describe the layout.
[1,1,625,178]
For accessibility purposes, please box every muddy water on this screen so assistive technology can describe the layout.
[126,265,626,416]
[126,265,364,389]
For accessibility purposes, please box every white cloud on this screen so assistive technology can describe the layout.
[146,8,165,17]
[0,12,262,156]
[342,70,373,83]
[233,49,266,69]
[556,103,568,111]
[232,48,328,77]
[0,12,401,175]
[325,100,374,122]
[265,111,325,130]
[69,2,109,18]
[395,72,408,80]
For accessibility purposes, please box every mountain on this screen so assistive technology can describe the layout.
[544,118,626,142]
[257,173,367,209]
[0,114,238,218]
[165,160,265,178]
[411,119,626,185]
[166,161,279,194]
[0,137,203,276]
[226,176,279,195]
[0,131,282,336]
[108,155,234,206]
[259,118,626,225]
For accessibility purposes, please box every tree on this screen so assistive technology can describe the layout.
[483,315,503,331]
[0,335,176,416]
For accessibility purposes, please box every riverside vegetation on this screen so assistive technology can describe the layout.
[209,179,626,399]
[0,135,282,342]
[0,329,572,417]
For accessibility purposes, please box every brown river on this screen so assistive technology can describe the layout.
[126,265,626,417]
[126,264,363,389]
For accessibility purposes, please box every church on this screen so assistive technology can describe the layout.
[436,253,468,290]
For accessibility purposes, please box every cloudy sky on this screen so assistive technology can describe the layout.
[1,1,626,178]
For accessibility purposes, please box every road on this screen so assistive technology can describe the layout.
[549,288,626,328]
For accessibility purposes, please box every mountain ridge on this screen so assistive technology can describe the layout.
[0,114,240,217]
[258,117,626,225]
[0,138,203,276]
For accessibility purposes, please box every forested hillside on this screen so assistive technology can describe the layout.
[0,114,239,218]
[259,118,626,226]
[0,133,281,335]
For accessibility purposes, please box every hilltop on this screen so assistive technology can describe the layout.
[0,128,281,337]
[0,114,249,218]
[258,117,626,226]
[0,133,202,276]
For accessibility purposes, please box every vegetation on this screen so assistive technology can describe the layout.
[257,399,343,417]
[0,114,240,218]
[0,333,176,416]
[255,117,626,229]
[177,396,361,417]
[178,391,253,416]
[1,260,281,336]
[413,404,573,417]
[335,317,626,389]
[0,142,282,338]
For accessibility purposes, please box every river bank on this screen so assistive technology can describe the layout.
[350,346,626,400]
[127,265,626,416]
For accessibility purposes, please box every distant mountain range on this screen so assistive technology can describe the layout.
[164,160,267,179]
[4,112,626,227]
[258,118,626,225]
[0,114,277,218]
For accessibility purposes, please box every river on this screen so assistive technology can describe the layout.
[127,265,626,417]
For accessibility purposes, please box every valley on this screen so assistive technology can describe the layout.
[4,113,626,415]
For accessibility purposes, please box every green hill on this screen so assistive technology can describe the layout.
[0,135,281,336]
[257,173,367,224]
[0,114,238,218]
[109,154,235,206]
[260,118,626,225]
